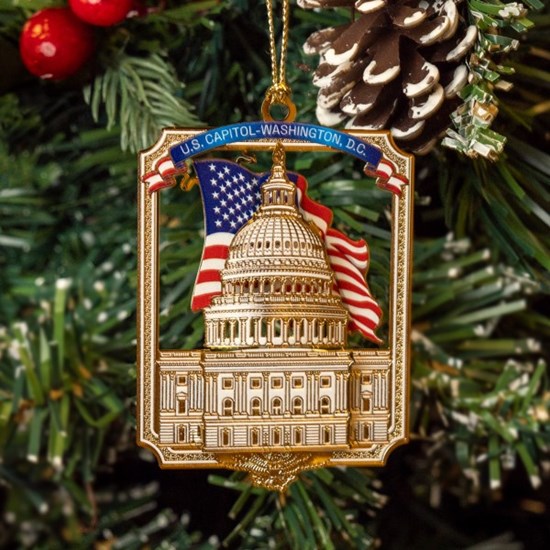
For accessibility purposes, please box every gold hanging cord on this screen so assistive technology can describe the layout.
[261,0,297,122]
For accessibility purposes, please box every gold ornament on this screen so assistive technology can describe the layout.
[136,0,414,491]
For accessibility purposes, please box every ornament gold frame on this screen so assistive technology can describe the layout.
[137,129,414,490]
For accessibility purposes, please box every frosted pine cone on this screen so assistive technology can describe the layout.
[300,0,477,153]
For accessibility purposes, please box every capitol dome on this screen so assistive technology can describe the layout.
[203,144,348,349]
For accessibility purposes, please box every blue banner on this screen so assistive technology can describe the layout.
[169,122,382,170]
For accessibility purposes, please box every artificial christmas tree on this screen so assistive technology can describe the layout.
[1,0,549,548]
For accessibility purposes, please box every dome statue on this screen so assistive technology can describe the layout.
[203,143,348,349]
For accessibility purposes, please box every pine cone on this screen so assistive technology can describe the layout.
[300,0,477,153]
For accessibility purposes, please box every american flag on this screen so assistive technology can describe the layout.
[192,159,382,343]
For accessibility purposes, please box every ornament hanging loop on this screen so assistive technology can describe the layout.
[261,83,296,122]
[263,0,296,122]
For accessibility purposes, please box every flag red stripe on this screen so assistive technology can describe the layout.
[340,294,382,313]
[338,297,381,318]
[349,313,380,331]
[202,245,230,260]
[332,276,373,296]
[327,243,369,265]
[330,261,366,287]
[148,178,176,193]
[349,320,382,343]
[329,253,368,275]
[159,167,178,177]
[352,316,382,334]
[296,175,332,230]
[195,269,223,284]
[327,227,366,250]
[328,247,369,272]
[142,170,158,181]
[191,292,219,311]
[327,237,369,263]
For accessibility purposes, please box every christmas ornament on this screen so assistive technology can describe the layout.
[300,0,478,154]
[69,0,133,27]
[137,0,413,491]
[19,8,95,80]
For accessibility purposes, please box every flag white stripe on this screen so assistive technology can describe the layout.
[299,212,329,235]
[351,318,378,338]
[200,258,227,271]
[329,255,365,280]
[204,232,235,247]
[377,160,393,177]
[158,158,175,173]
[146,174,164,186]
[326,233,364,252]
[337,286,380,306]
[327,238,367,255]
[301,211,328,234]
[344,303,380,323]
[327,246,368,271]
[326,235,368,259]
[388,175,405,186]
[333,272,371,292]
[193,281,222,296]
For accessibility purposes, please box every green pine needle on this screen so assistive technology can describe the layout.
[83,53,204,153]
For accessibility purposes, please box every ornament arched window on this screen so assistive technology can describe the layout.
[288,318,295,339]
[311,318,318,341]
[272,397,282,415]
[320,396,330,414]
[260,318,267,339]
[222,398,234,416]
[284,278,292,293]
[273,318,282,339]
[251,397,261,416]
[292,396,303,415]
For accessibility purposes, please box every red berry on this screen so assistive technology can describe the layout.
[19,8,95,80]
[69,0,133,27]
